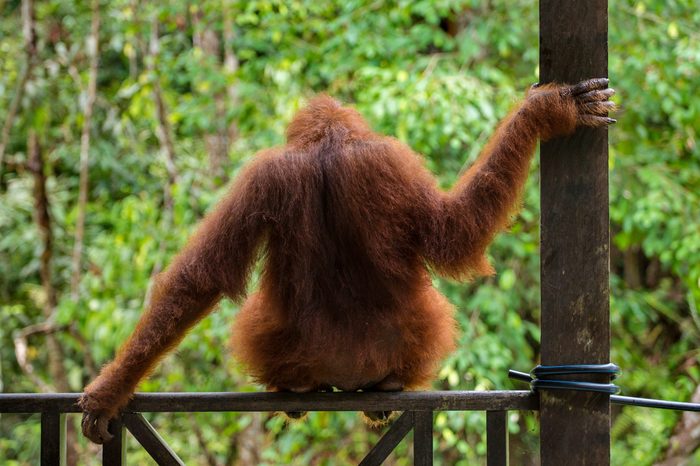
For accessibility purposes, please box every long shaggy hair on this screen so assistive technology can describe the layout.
[79,78,616,443]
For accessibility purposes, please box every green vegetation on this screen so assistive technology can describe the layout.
[1,1,699,464]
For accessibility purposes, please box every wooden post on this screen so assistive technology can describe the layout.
[413,411,433,466]
[486,410,509,466]
[103,420,126,466]
[40,412,65,466]
[539,1,610,465]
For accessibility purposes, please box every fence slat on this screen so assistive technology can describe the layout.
[413,411,433,466]
[102,419,125,466]
[40,412,65,466]
[122,412,184,466]
[359,412,413,466]
[486,410,508,466]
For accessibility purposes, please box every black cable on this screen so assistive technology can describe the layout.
[509,363,700,412]
[509,364,620,395]
[610,395,700,412]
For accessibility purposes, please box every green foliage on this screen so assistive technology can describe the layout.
[1,0,699,464]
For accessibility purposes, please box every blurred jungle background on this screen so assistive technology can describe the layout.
[1,0,699,464]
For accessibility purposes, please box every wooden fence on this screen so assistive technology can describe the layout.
[0,391,537,465]
[0,1,614,465]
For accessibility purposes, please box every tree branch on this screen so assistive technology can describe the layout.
[13,321,58,393]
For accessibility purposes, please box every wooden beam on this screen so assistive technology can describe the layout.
[413,411,433,466]
[359,411,413,466]
[539,1,611,465]
[0,390,537,414]
[122,412,184,466]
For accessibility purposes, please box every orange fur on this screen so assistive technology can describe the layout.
[79,82,613,442]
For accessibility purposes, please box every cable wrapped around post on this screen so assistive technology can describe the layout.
[508,363,620,395]
[510,364,700,411]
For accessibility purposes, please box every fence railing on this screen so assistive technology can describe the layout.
[0,390,538,466]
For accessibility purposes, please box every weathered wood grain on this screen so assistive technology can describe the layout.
[540,1,611,465]
[0,390,538,414]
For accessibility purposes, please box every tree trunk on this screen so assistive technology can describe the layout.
[70,0,100,299]
[0,0,37,185]
[147,16,178,276]
[623,246,643,289]
[200,26,228,180]
[223,0,239,175]
[233,413,264,466]
[193,1,239,183]
[655,386,700,466]
[149,18,178,193]
[27,131,79,465]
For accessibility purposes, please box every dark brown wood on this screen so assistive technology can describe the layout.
[539,1,611,465]
[0,393,80,413]
[413,411,433,466]
[122,413,184,466]
[127,391,537,413]
[359,411,413,466]
[0,390,537,414]
[486,410,508,466]
[40,412,64,466]
[103,419,125,466]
